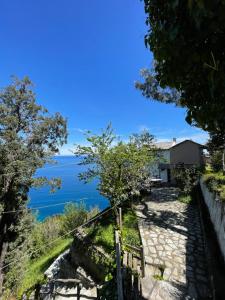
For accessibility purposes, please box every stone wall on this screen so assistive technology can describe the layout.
[200,178,225,263]
[70,230,113,283]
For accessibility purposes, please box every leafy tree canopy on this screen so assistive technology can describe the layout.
[74,125,158,206]
[0,77,67,294]
[207,132,225,172]
[136,0,225,135]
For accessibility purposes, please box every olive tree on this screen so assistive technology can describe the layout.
[74,125,158,207]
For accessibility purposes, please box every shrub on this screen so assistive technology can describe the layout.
[17,238,72,298]
[61,202,88,235]
[87,206,100,220]
[178,194,192,204]
[210,151,224,172]
[92,223,115,252]
[29,215,63,258]
[203,171,225,201]
[122,210,140,247]
[172,164,201,195]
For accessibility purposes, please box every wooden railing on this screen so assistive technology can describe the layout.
[123,243,145,278]
[50,278,82,299]
[115,230,124,300]
[115,207,146,300]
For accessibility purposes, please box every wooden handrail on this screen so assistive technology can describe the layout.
[115,230,124,300]
[52,278,81,284]
[51,279,81,300]
[124,243,141,254]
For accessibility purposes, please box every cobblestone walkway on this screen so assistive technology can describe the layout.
[135,187,212,300]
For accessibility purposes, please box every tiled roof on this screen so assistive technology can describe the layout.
[154,141,175,150]
[154,139,205,150]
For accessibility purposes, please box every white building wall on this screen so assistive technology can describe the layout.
[159,150,170,182]
[200,178,225,263]
[161,150,170,163]
[149,162,160,178]
[149,150,170,182]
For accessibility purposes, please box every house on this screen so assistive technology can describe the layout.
[152,138,206,183]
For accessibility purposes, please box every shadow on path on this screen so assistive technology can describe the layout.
[136,187,212,299]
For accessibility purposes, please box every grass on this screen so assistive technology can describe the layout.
[153,274,164,281]
[14,207,140,298]
[122,209,141,247]
[84,209,115,253]
[178,194,192,204]
[87,223,115,253]
[18,238,72,297]
[85,208,141,254]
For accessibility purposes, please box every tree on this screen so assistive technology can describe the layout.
[136,1,225,135]
[74,124,158,207]
[61,202,88,235]
[0,77,67,294]
[207,132,225,172]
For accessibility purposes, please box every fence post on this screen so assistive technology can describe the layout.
[77,283,81,300]
[115,230,124,300]
[140,246,145,278]
[119,207,122,231]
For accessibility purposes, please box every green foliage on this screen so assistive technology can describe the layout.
[87,206,100,219]
[153,274,164,281]
[207,132,225,152]
[28,216,63,259]
[61,202,88,235]
[98,276,117,300]
[203,171,225,201]
[3,211,36,292]
[85,208,141,256]
[137,1,225,135]
[207,132,225,172]
[90,223,115,253]
[4,202,98,293]
[4,214,63,293]
[0,77,67,294]
[4,238,71,298]
[122,209,140,247]
[210,151,223,173]
[17,238,72,298]
[178,194,192,204]
[85,209,115,253]
[172,164,200,195]
[74,124,158,206]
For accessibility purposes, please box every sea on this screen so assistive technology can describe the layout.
[29,156,108,220]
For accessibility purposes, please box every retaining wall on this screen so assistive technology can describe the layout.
[200,178,225,263]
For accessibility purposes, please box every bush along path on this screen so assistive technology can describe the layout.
[134,187,212,300]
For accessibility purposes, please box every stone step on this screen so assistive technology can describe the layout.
[54,286,97,299]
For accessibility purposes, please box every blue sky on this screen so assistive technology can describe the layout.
[0,0,208,154]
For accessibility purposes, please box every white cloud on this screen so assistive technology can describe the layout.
[138,125,150,132]
[157,132,209,144]
[137,124,209,144]
[68,127,88,134]
[58,125,209,156]
[58,144,74,156]
[176,132,209,144]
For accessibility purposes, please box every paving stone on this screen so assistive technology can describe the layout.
[135,187,212,299]
[156,245,164,251]
[149,246,156,254]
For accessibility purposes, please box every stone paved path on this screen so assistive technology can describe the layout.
[135,187,212,300]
